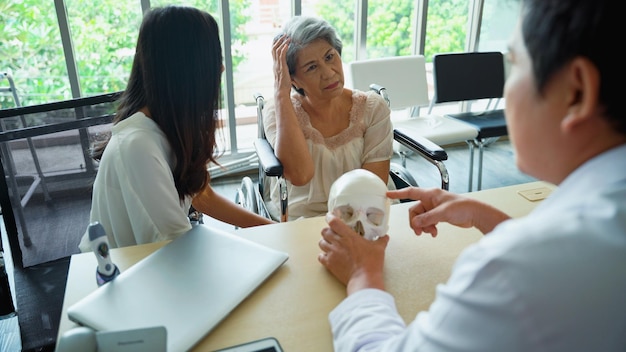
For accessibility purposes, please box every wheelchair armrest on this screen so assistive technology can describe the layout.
[369,84,390,106]
[369,83,384,93]
[393,128,448,161]
[253,138,283,177]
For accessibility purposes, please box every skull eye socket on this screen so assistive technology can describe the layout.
[366,208,385,226]
[332,205,385,226]
[333,205,356,222]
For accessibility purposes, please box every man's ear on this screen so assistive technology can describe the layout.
[562,57,600,132]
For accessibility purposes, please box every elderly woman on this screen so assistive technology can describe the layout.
[264,16,393,220]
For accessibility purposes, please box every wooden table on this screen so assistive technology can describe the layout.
[57,181,555,351]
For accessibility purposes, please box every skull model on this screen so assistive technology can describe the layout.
[327,169,390,240]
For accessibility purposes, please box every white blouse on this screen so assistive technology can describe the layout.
[79,112,192,251]
[263,90,394,220]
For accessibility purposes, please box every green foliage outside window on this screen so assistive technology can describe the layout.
[1,0,69,107]
[315,0,467,62]
[0,0,250,110]
[66,0,143,98]
[366,0,416,58]
[425,0,468,57]
[1,0,467,111]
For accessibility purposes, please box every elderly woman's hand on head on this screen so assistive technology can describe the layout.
[272,35,292,96]
[318,214,389,295]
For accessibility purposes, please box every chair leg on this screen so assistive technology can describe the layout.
[24,136,51,202]
[278,177,288,222]
[477,139,485,191]
[466,140,475,192]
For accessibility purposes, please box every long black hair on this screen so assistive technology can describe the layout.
[92,5,223,200]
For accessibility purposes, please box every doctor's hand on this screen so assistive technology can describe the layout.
[387,187,511,237]
[318,215,388,295]
[272,34,292,95]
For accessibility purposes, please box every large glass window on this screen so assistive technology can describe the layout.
[303,0,356,62]
[1,0,514,154]
[365,0,416,59]
[65,0,142,96]
[477,0,519,53]
[424,0,468,61]
[0,0,70,107]
[148,0,258,155]
[423,0,470,114]
[230,0,290,154]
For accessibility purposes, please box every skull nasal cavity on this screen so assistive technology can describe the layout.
[354,221,365,237]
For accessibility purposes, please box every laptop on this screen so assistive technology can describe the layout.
[67,224,289,352]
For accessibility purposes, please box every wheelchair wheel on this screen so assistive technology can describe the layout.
[235,176,259,215]
[390,162,418,189]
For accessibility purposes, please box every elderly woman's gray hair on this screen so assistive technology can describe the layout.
[277,16,343,77]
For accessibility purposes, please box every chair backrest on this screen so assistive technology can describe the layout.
[345,55,430,110]
[432,51,505,104]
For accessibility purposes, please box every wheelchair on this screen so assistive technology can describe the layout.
[235,92,448,223]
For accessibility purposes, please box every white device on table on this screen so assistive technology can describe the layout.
[88,221,120,286]
[56,326,166,352]
[67,224,289,352]
[214,337,284,352]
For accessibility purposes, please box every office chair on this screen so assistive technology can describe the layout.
[345,55,479,191]
[235,92,421,223]
[430,51,507,191]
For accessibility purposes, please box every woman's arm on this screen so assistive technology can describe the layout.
[192,183,275,228]
[362,159,391,184]
[361,93,394,184]
[269,35,314,186]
